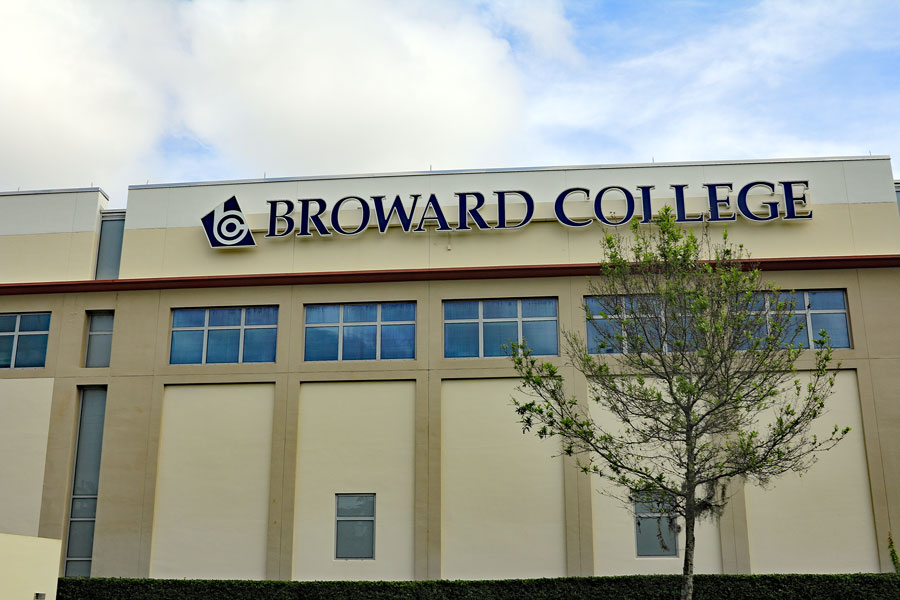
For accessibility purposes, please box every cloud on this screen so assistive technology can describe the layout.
[0,0,896,208]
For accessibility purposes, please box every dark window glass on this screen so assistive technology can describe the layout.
[305,327,339,361]
[342,325,377,360]
[523,320,559,355]
[244,328,277,362]
[172,309,205,328]
[444,301,478,320]
[811,313,850,348]
[15,334,48,367]
[208,308,241,326]
[444,322,479,358]
[95,217,125,280]
[245,307,278,325]
[381,324,415,359]
[483,321,517,357]
[205,329,241,363]
[306,305,340,324]
[170,330,204,364]
[20,313,50,331]
[344,304,377,323]
[382,302,415,322]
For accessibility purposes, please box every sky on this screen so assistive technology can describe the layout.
[1,0,898,208]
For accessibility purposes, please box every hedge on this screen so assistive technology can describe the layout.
[57,574,900,600]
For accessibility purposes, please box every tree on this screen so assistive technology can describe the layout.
[509,207,849,600]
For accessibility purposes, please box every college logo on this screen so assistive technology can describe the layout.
[201,196,256,248]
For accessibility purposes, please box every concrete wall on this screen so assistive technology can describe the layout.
[441,378,567,579]
[0,190,106,283]
[149,383,274,579]
[0,534,60,600]
[293,381,416,580]
[0,378,54,536]
[744,371,879,573]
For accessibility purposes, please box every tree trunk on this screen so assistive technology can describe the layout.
[680,499,696,600]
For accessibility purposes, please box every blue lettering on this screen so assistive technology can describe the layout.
[737,182,778,222]
[780,180,813,220]
[496,191,534,229]
[372,195,419,233]
[554,188,592,227]
[638,186,654,223]
[265,199,295,237]
[705,183,736,222]
[296,199,331,237]
[331,196,371,235]
[414,194,452,232]
[672,185,702,223]
[456,192,491,231]
[594,186,635,226]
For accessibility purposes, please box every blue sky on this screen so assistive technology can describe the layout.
[0,0,897,207]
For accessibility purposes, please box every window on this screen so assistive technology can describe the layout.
[170,306,278,364]
[335,494,375,559]
[443,298,558,358]
[755,290,851,349]
[85,311,114,368]
[304,302,415,361]
[95,211,125,280]
[586,289,851,354]
[634,492,678,557]
[65,387,107,576]
[0,312,50,368]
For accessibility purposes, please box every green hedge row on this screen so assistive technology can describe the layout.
[58,574,900,600]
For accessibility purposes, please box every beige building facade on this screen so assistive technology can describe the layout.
[0,156,898,580]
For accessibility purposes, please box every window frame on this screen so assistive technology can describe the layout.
[334,493,376,560]
[754,289,851,349]
[169,306,279,365]
[85,311,114,368]
[303,302,416,362]
[443,297,559,358]
[586,289,852,354]
[65,387,107,577]
[634,492,678,558]
[0,312,51,369]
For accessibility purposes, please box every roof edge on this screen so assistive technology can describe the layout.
[127,156,893,191]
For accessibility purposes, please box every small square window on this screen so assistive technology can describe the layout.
[634,492,678,557]
[335,493,375,559]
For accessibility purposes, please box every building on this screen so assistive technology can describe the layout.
[0,156,898,581]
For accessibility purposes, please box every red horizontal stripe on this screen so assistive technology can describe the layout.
[1,255,898,296]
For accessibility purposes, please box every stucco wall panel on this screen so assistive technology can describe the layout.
[441,378,567,580]
[744,371,879,573]
[0,378,54,536]
[149,383,274,579]
[293,380,416,581]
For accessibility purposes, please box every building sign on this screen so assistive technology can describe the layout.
[202,196,256,248]
[203,181,812,248]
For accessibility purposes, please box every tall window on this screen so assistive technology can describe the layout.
[634,492,678,557]
[170,306,278,364]
[335,494,375,559]
[443,298,558,358]
[85,311,114,368]
[0,312,50,368]
[95,211,125,280]
[304,302,415,361]
[65,387,107,576]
